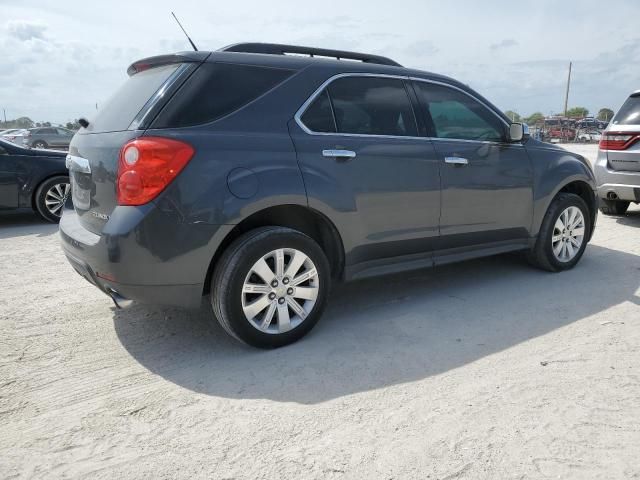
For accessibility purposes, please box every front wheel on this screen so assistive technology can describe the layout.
[210,227,331,348]
[528,193,591,272]
[34,176,70,222]
[32,140,47,149]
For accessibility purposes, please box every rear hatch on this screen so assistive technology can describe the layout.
[68,53,207,233]
[602,94,640,172]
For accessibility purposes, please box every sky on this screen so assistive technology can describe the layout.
[1,0,638,124]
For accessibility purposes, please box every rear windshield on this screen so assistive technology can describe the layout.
[87,64,180,133]
[151,62,294,128]
[612,96,640,126]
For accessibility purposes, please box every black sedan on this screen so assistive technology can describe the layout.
[0,138,69,222]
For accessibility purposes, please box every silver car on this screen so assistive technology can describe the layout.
[595,90,640,215]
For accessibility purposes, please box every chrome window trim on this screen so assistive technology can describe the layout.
[294,72,522,147]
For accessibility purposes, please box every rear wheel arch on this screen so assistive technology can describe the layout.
[203,204,345,295]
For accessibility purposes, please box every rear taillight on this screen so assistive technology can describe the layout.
[117,137,194,205]
[599,132,640,150]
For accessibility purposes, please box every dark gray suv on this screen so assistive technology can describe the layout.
[60,43,597,348]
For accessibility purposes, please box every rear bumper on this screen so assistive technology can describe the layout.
[59,206,231,308]
[594,149,640,202]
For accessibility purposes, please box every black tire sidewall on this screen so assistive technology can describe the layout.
[541,194,590,271]
[33,141,47,148]
[213,228,331,348]
[35,176,69,223]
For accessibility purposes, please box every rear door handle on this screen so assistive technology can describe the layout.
[444,156,469,166]
[322,149,356,160]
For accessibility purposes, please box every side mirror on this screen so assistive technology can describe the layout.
[509,122,529,142]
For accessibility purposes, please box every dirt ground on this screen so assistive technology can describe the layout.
[1,144,639,479]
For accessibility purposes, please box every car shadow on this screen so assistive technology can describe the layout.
[113,244,640,404]
[0,210,58,239]
[615,204,640,227]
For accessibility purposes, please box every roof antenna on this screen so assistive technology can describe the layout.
[171,12,198,51]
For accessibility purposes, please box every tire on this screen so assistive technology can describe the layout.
[33,140,47,149]
[34,176,70,223]
[599,199,629,216]
[528,193,591,272]
[210,226,331,348]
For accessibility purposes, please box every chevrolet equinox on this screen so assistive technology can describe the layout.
[60,43,597,348]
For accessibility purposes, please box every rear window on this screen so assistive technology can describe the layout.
[612,96,640,126]
[151,63,294,128]
[88,64,180,133]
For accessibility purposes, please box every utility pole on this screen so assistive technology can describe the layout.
[563,61,572,117]
[2,108,6,124]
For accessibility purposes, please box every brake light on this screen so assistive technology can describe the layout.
[599,132,640,150]
[117,137,194,205]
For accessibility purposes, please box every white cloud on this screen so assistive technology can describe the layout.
[5,20,47,41]
[0,0,638,123]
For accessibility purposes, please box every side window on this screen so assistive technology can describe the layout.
[152,63,294,128]
[414,82,505,142]
[56,128,71,135]
[300,90,336,133]
[326,77,418,136]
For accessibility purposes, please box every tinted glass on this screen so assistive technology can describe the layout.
[88,63,180,133]
[56,128,71,135]
[153,63,294,128]
[327,77,417,136]
[612,96,640,126]
[415,82,504,141]
[300,90,336,133]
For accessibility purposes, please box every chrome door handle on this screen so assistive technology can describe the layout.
[322,149,356,159]
[444,156,469,166]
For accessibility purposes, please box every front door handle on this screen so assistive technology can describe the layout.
[322,149,356,160]
[444,156,469,166]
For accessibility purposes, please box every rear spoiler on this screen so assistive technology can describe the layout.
[127,51,210,76]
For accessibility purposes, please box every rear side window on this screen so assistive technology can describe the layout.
[612,96,640,126]
[327,77,417,136]
[88,64,180,133]
[300,90,336,133]
[414,82,505,142]
[152,63,294,128]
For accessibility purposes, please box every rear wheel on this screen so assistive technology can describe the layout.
[210,227,331,348]
[32,140,47,149]
[34,175,70,223]
[528,193,590,272]
[599,199,629,216]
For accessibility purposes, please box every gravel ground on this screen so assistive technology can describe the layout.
[1,144,639,479]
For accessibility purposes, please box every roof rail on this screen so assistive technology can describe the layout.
[219,43,402,67]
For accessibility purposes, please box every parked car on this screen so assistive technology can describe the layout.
[60,43,597,348]
[1,129,28,143]
[0,137,69,222]
[23,127,75,149]
[576,117,607,130]
[548,128,576,141]
[595,90,640,215]
[578,130,602,142]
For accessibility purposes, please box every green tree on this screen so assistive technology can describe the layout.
[504,110,521,122]
[525,112,545,125]
[597,108,614,122]
[566,107,589,118]
[65,119,82,130]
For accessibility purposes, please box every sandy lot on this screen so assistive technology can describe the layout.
[1,144,639,479]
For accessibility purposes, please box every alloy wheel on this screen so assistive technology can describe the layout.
[551,206,585,262]
[44,182,70,217]
[241,248,319,334]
